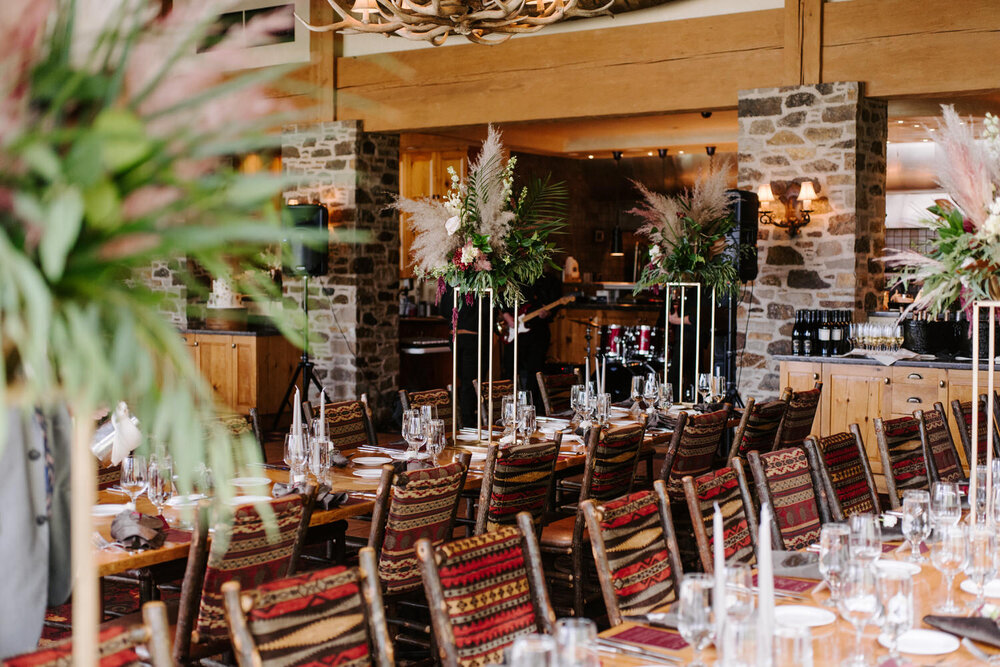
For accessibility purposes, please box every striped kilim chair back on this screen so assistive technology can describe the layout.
[378,461,467,595]
[405,388,456,432]
[876,415,928,507]
[484,441,559,532]
[4,626,145,667]
[433,526,541,667]
[589,423,645,503]
[98,464,120,490]
[730,399,787,460]
[814,431,878,517]
[537,372,579,417]
[323,400,372,451]
[594,490,680,616]
[244,566,375,667]
[688,467,756,567]
[219,414,253,438]
[753,447,823,550]
[952,398,989,466]
[662,408,730,502]
[774,386,822,449]
[475,379,514,426]
[920,409,965,484]
[195,497,304,641]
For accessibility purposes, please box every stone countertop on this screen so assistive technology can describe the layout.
[773,354,998,371]
[180,326,282,337]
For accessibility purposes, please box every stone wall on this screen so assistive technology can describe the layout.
[138,258,188,329]
[736,82,887,397]
[282,121,400,424]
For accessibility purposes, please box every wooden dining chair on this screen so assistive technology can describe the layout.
[471,378,515,426]
[874,415,929,509]
[97,463,121,490]
[536,370,582,417]
[399,386,459,430]
[474,436,561,535]
[682,462,759,572]
[948,395,993,466]
[659,406,732,503]
[803,426,880,521]
[581,480,683,627]
[4,602,172,667]
[727,396,789,462]
[416,512,555,667]
[773,383,823,450]
[219,411,266,460]
[223,547,394,667]
[747,447,832,550]
[322,397,379,450]
[916,407,967,483]
[539,422,646,617]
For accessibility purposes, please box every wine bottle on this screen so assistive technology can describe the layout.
[803,311,814,356]
[792,311,803,356]
[818,310,832,357]
[830,309,843,355]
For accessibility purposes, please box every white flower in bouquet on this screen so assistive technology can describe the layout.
[445,215,461,236]
[460,244,480,265]
[980,196,1000,241]
[649,244,662,262]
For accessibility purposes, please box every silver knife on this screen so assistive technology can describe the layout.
[596,638,682,664]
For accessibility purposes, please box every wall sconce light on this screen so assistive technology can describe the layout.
[758,180,816,237]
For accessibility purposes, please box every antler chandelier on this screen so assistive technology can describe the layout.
[298,0,614,46]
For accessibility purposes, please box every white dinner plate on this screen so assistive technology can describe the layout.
[231,476,270,488]
[877,629,959,655]
[228,495,273,505]
[166,493,207,507]
[959,578,1000,598]
[92,504,127,517]
[875,560,921,576]
[353,468,385,479]
[773,605,837,628]
[455,434,481,442]
[352,456,392,467]
[469,452,488,462]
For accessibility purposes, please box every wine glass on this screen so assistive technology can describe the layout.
[517,390,532,407]
[964,525,998,614]
[554,618,599,667]
[643,373,659,410]
[146,455,173,517]
[308,434,329,479]
[120,454,147,511]
[402,409,426,458]
[837,562,881,667]
[594,393,611,426]
[711,374,727,403]
[283,433,307,481]
[930,523,968,614]
[419,404,437,430]
[629,375,644,417]
[900,489,931,563]
[677,573,714,667]
[697,373,711,404]
[518,405,537,443]
[773,625,813,667]
[724,563,755,623]
[818,523,850,607]
[501,395,517,436]
[425,419,447,464]
[876,569,913,664]
[509,634,556,667]
[848,513,882,565]
[658,383,674,413]
[930,481,961,527]
[975,465,989,524]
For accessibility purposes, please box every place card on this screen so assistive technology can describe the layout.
[612,625,688,650]
[753,574,816,594]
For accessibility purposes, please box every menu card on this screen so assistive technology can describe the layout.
[612,626,688,650]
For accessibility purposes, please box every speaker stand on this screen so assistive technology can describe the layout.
[271,275,325,431]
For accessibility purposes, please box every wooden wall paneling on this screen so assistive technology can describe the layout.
[800,0,823,85]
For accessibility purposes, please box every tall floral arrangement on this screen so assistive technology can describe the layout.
[631,162,745,297]
[398,126,566,307]
[885,106,1000,317]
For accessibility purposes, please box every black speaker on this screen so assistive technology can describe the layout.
[725,189,759,283]
[282,203,329,277]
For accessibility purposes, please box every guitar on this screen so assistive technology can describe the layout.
[497,295,577,343]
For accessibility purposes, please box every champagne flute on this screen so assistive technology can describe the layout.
[848,513,882,565]
[120,454,147,511]
[876,569,913,664]
[402,408,426,458]
[964,525,998,614]
[146,455,173,517]
[837,562,881,667]
[900,489,931,563]
[931,523,968,614]
[677,573,714,667]
[930,481,961,526]
[818,523,850,607]
[569,385,585,426]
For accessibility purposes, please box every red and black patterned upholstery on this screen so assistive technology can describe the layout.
[774,386,822,449]
[537,372,579,417]
[4,625,143,667]
[195,497,304,641]
[378,461,467,595]
[919,409,965,484]
[729,399,787,460]
[243,566,374,666]
[98,464,121,491]
[593,490,679,616]
[219,414,253,438]
[322,400,373,451]
[952,398,990,466]
[660,408,730,502]
[686,467,756,567]
[432,526,540,666]
[812,431,878,518]
[751,447,823,550]
[483,441,559,532]
[590,423,645,502]
[403,388,456,432]
[474,379,514,427]
[875,415,929,507]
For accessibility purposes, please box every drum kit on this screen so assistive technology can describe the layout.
[570,317,667,402]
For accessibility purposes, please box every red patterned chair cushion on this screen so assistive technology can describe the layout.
[485,441,559,531]
[478,380,514,426]
[539,373,578,416]
[590,424,644,502]
[323,400,371,451]
[663,409,729,502]
[775,387,821,449]
[758,447,822,550]
[817,432,876,517]
[380,461,467,594]
[4,625,142,667]
[880,416,928,500]
[598,490,678,615]
[956,399,989,465]
[923,409,964,484]
[435,527,538,667]
[407,389,455,431]
[195,496,304,641]
[245,566,372,666]
[692,467,755,566]
[732,400,787,459]
[98,464,121,491]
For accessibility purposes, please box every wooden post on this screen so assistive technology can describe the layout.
[71,411,98,667]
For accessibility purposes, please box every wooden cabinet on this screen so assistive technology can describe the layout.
[181,332,298,417]
[821,364,887,476]
[399,149,468,279]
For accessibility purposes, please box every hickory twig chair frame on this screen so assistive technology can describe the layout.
[773,383,823,450]
[727,395,790,462]
[916,407,967,484]
[948,396,993,467]
[536,370,583,417]
[682,460,760,573]
[474,435,562,535]
[747,447,833,550]
[803,425,880,522]
[874,415,930,510]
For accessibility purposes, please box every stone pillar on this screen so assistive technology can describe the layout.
[282,120,400,424]
[736,82,887,397]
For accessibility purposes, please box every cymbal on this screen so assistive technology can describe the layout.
[568,317,603,327]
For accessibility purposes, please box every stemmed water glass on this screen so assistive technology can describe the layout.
[711,374,727,403]
[284,433,307,482]
[838,562,881,667]
[402,408,426,458]
[975,465,989,523]
[120,454,147,511]
[964,525,998,614]
[502,395,518,437]
[931,523,968,614]
[643,373,659,411]
[518,405,537,443]
[677,573,714,667]
[629,376,645,418]
[509,634,556,667]
[848,513,882,565]
[901,489,931,563]
[425,419,447,464]
[697,373,711,404]
[818,523,850,607]
[146,454,173,517]
[593,393,611,426]
[554,618,599,667]
[308,434,329,479]
[723,563,755,623]
[876,569,913,664]
[658,383,674,413]
[930,481,961,526]
[517,390,532,408]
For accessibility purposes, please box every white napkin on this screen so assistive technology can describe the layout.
[110,402,142,465]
